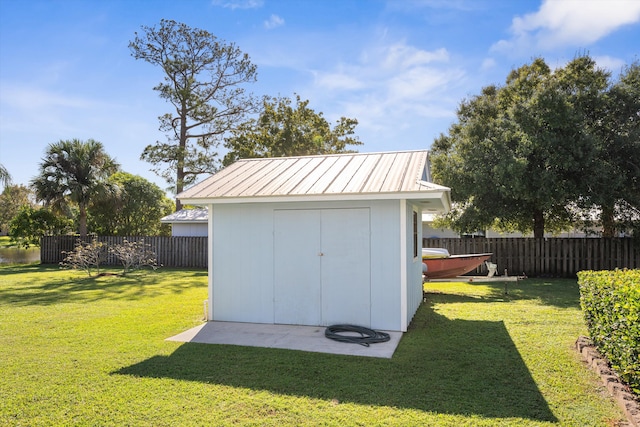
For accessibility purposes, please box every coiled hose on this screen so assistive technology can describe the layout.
[324,324,391,347]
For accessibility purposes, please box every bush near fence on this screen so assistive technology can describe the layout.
[41,235,207,269]
[423,238,639,278]
[577,269,640,394]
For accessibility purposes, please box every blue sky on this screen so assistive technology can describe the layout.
[1,0,639,193]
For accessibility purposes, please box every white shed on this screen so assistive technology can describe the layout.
[160,208,208,237]
[178,150,451,332]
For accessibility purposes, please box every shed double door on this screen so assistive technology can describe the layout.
[274,208,371,327]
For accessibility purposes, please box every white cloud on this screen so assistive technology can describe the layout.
[592,55,628,74]
[381,44,449,69]
[211,0,263,10]
[0,84,94,110]
[264,14,284,30]
[304,41,463,145]
[314,70,365,91]
[481,58,497,71]
[387,67,458,102]
[492,0,640,54]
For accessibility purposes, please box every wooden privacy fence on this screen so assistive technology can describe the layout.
[41,235,208,269]
[41,236,638,276]
[423,238,639,278]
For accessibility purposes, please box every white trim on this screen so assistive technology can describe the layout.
[180,191,449,206]
[400,200,408,332]
[207,205,214,321]
[160,220,207,224]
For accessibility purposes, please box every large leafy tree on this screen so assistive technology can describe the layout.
[31,139,120,236]
[129,19,258,211]
[431,56,609,238]
[583,61,640,236]
[0,184,34,234]
[223,94,361,166]
[9,206,73,248]
[88,172,173,236]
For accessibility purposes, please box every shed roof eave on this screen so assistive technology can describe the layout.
[180,190,449,205]
[160,220,208,224]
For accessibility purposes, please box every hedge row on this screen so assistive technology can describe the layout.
[577,269,640,394]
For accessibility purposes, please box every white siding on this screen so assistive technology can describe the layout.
[211,203,274,323]
[405,201,424,328]
[274,209,322,325]
[172,223,208,237]
[274,208,371,327]
[208,199,408,331]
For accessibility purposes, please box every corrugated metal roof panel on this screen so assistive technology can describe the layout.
[290,156,339,195]
[305,154,352,194]
[339,153,381,193]
[178,150,449,201]
[401,151,428,191]
[160,208,208,223]
[380,151,411,192]
[324,153,368,194]
[235,158,289,197]
[362,152,395,192]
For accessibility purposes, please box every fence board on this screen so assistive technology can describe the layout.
[423,238,639,278]
[41,235,208,269]
[41,236,639,276]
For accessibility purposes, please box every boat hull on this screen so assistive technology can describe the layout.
[423,253,493,279]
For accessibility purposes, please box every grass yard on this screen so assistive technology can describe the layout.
[0,264,625,426]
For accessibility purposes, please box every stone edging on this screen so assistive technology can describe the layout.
[576,336,640,427]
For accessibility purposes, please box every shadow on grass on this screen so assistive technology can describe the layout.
[115,298,557,422]
[0,263,48,276]
[0,265,207,306]
[427,278,581,309]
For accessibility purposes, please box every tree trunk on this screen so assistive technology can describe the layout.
[533,208,545,239]
[79,204,87,236]
[601,204,616,237]
[175,104,188,213]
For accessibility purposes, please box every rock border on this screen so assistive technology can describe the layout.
[576,336,640,427]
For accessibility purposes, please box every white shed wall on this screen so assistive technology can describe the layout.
[171,223,208,237]
[208,199,410,330]
[405,201,424,328]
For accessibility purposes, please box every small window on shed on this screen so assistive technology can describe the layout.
[413,210,418,259]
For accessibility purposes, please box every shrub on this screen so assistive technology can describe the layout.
[60,238,107,277]
[577,269,640,394]
[109,239,158,275]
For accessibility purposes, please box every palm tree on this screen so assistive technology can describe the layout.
[31,139,120,236]
[0,163,11,187]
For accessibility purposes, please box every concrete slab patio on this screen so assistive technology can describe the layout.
[166,321,403,359]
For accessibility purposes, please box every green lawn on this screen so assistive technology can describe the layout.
[0,265,625,426]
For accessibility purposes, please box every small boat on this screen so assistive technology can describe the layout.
[422,248,492,279]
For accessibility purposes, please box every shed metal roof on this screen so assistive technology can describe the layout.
[160,208,208,223]
[178,150,450,211]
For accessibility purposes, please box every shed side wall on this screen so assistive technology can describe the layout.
[405,201,424,329]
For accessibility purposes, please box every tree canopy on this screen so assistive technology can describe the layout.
[31,139,120,236]
[9,206,73,248]
[129,19,258,211]
[430,56,637,238]
[223,94,361,166]
[0,163,10,187]
[581,61,640,236]
[0,184,34,235]
[88,172,173,236]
